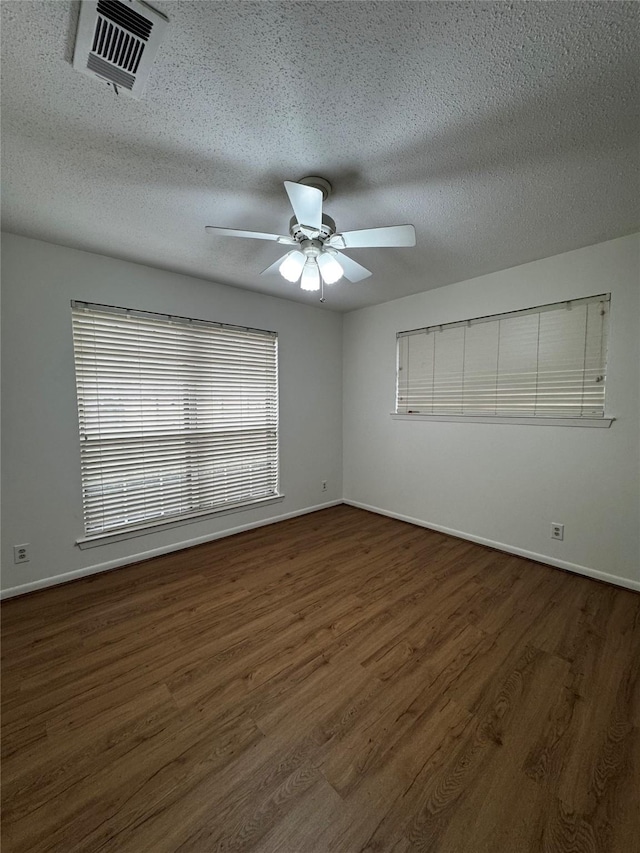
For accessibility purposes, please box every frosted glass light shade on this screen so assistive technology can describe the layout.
[279,251,306,282]
[300,260,321,291]
[318,252,343,284]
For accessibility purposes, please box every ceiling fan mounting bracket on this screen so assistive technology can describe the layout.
[297,176,332,201]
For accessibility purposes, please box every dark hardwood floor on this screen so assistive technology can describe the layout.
[2,505,639,852]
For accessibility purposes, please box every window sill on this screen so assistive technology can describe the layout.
[76,494,286,549]
[390,414,614,428]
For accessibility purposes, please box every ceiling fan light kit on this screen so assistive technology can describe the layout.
[317,251,343,284]
[205,177,416,301]
[300,260,321,292]
[278,251,306,282]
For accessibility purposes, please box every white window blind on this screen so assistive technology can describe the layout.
[397,294,610,418]
[71,302,279,536]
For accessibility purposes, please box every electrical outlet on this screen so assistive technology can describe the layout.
[13,544,31,564]
[551,523,564,541]
[321,480,327,492]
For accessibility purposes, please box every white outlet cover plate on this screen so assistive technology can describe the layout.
[13,544,30,563]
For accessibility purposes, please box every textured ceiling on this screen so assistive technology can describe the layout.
[1,1,638,312]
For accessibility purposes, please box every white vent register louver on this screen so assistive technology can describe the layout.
[73,0,168,98]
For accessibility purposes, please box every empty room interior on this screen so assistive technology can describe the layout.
[1,2,639,851]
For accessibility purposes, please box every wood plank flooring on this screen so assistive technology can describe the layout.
[2,505,639,852]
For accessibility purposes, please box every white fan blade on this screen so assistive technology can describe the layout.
[205,226,296,244]
[260,253,291,276]
[332,251,372,282]
[327,224,416,249]
[284,181,323,230]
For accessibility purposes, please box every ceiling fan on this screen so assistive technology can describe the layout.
[205,177,416,298]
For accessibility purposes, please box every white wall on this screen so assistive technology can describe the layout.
[343,234,640,590]
[1,233,343,596]
[3,232,639,597]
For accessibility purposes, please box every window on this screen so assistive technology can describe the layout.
[396,294,610,420]
[72,302,279,537]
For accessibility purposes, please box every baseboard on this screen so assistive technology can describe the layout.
[0,500,343,600]
[5,498,637,600]
[344,499,640,593]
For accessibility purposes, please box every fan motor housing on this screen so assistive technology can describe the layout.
[289,214,336,243]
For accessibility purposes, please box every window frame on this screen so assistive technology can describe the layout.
[71,301,283,546]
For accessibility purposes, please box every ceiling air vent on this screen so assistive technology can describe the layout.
[73,0,168,99]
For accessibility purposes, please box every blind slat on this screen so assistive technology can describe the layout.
[72,303,279,535]
[397,295,609,418]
